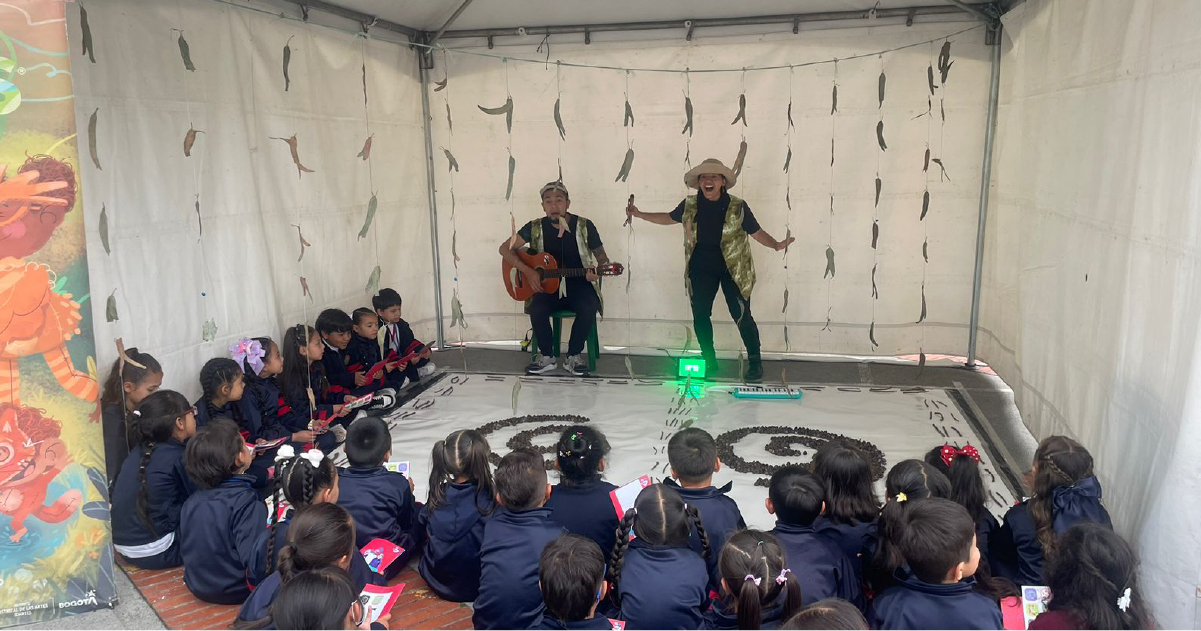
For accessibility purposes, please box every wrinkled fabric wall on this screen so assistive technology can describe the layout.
[68,1,431,399]
[981,0,1201,625]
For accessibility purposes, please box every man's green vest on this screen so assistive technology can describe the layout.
[524,215,603,315]
[681,194,755,299]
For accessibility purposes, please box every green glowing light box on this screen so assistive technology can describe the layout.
[678,358,707,379]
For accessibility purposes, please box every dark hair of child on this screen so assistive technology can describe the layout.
[925,445,989,526]
[100,348,162,437]
[1030,435,1096,555]
[345,415,390,468]
[667,427,718,485]
[351,307,378,327]
[280,325,323,404]
[539,534,606,623]
[184,418,245,491]
[555,426,609,486]
[427,429,495,514]
[609,483,710,603]
[315,308,353,335]
[199,357,243,413]
[780,598,870,630]
[718,530,803,630]
[132,390,191,534]
[872,460,952,585]
[811,440,881,524]
[768,465,825,526]
[372,288,402,311]
[898,498,975,584]
[269,567,358,630]
[265,449,339,574]
[1043,523,1152,630]
[494,448,547,511]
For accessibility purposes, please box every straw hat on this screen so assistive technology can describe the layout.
[684,158,737,190]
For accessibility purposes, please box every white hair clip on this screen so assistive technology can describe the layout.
[275,444,296,462]
[300,449,324,467]
[1116,587,1132,613]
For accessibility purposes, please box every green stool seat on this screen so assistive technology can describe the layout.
[530,309,599,371]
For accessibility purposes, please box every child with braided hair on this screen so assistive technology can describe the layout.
[194,357,278,490]
[703,530,803,630]
[1029,523,1152,630]
[110,390,195,569]
[278,324,351,454]
[99,347,162,487]
[610,483,711,630]
[544,426,621,562]
[991,436,1112,586]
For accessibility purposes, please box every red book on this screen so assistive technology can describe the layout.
[608,619,626,630]
[609,475,652,519]
[358,583,404,624]
[360,538,404,575]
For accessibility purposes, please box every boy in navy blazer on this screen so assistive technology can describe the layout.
[472,449,565,630]
[869,498,1003,630]
[336,415,420,579]
[766,465,863,609]
[665,427,746,593]
[347,308,406,392]
[373,288,433,384]
[316,308,358,398]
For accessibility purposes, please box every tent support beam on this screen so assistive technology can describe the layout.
[280,0,419,39]
[429,0,477,48]
[418,61,447,350]
[938,0,994,23]
[965,19,1002,369]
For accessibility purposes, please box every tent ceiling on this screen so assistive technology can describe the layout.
[322,0,990,33]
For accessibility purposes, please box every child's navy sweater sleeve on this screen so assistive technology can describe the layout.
[234,496,269,584]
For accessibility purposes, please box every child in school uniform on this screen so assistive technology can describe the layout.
[110,391,195,569]
[666,427,746,593]
[766,466,862,608]
[416,429,496,602]
[99,347,162,487]
[472,449,565,630]
[781,599,870,630]
[1029,524,1152,630]
[373,288,434,384]
[926,444,1000,560]
[194,357,277,490]
[277,325,350,454]
[346,308,407,393]
[610,483,711,630]
[869,460,952,594]
[231,337,312,450]
[336,415,420,580]
[703,531,804,630]
[179,418,264,604]
[532,535,623,630]
[315,309,361,398]
[255,567,390,630]
[811,440,881,581]
[544,426,620,562]
[868,498,1003,630]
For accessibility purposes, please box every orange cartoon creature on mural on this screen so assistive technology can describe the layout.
[0,404,80,542]
[0,156,99,412]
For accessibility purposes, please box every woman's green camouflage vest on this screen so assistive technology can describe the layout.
[525,215,603,315]
[681,194,755,299]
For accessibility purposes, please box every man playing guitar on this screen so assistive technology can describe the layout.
[498,181,610,376]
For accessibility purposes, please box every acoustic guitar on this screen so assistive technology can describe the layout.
[503,250,624,301]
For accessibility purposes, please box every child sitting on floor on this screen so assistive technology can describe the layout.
[811,440,881,581]
[337,415,420,580]
[869,460,951,593]
[373,288,434,383]
[417,429,496,602]
[472,448,565,630]
[111,390,195,569]
[703,530,803,630]
[781,599,869,630]
[667,427,746,593]
[926,444,999,562]
[767,465,862,608]
[266,567,390,630]
[347,307,407,392]
[544,426,620,563]
[532,534,622,630]
[231,336,312,450]
[868,498,1002,630]
[194,357,276,488]
[278,324,350,453]
[316,308,362,398]
[179,418,263,604]
[100,347,162,487]
[610,483,711,630]
[1029,523,1152,630]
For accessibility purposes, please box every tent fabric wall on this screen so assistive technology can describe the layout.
[430,23,992,358]
[67,1,431,401]
[981,0,1201,626]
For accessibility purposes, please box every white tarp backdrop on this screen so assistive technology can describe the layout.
[982,0,1201,626]
[68,0,432,400]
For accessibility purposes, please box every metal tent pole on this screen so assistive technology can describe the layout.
[419,59,447,350]
[965,19,1003,368]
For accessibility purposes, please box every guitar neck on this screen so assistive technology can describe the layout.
[543,268,599,278]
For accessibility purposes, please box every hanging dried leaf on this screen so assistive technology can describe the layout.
[786,191,791,211]
[624,355,635,379]
[270,134,315,178]
[509,214,518,250]
[88,108,101,171]
[105,289,118,322]
[830,194,834,215]
[928,65,936,96]
[916,349,926,377]
[442,148,459,172]
[831,84,838,114]
[174,30,195,71]
[283,36,294,91]
[731,93,746,126]
[202,319,218,342]
[358,135,374,160]
[293,224,311,262]
[941,99,946,123]
[916,285,927,323]
[446,103,453,133]
[556,215,570,238]
[872,264,878,299]
[365,265,381,296]
[194,198,202,241]
[875,177,882,207]
[869,321,878,348]
[783,227,792,258]
[624,100,634,127]
[434,77,448,91]
[877,120,887,151]
[783,147,792,173]
[683,325,693,354]
[787,101,794,128]
[358,193,378,239]
[450,293,467,329]
[872,220,879,249]
[923,238,929,263]
[732,140,747,178]
[878,71,886,107]
[505,155,516,200]
[511,379,521,415]
[80,4,96,63]
[558,160,564,185]
[300,276,313,301]
[614,147,634,183]
[361,63,368,106]
[554,98,566,140]
[682,96,693,136]
[478,96,514,134]
[99,204,110,255]
[183,126,204,157]
[932,158,950,181]
[784,324,791,351]
[938,41,953,84]
[830,137,835,167]
[923,147,931,172]
[920,190,930,221]
[822,311,832,332]
[452,231,460,263]
[781,288,789,314]
[824,247,836,279]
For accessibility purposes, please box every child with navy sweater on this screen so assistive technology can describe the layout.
[533,535,622,630]
[766,466,862,608]
[703,530,803,630]
[346,308,407,393]
[99,347,162,488]
[337,415,419,579]
[277,325,349,454]
[232,337,315,450]
[111,390,195,569]
[417,429,496,602]
[194,357,277,490]
[545,426,620,563]
[868,498,1002,630]
[373,288,433,384]
[315,308,363,398]
[472,448,565,630]
[179,418,264,604]
[666,427,746,593]
[610,483,711,630]
[811,440,880,581]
